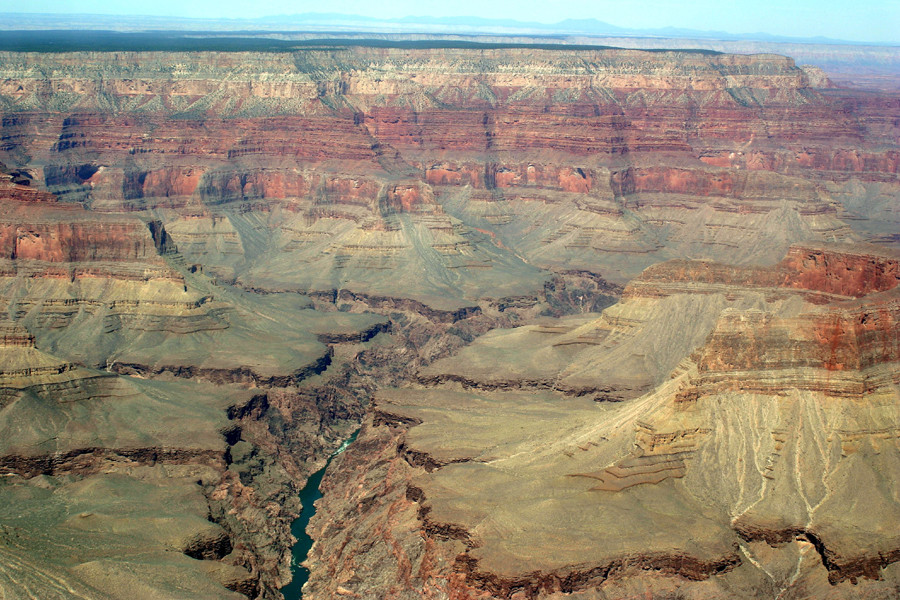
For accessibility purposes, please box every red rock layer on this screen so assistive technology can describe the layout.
[779,245,900,297]
[695,296,899,378]
[47,113,378,163]
[611,167,819,200]
[423,161,595,193]
[620,245,900,397]
[631,245,900,299]
[0,47,895,218]
[0,221,158,262]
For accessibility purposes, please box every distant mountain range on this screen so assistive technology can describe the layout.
[4,12,895,47]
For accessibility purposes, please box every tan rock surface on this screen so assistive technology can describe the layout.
[0,42,897,600]
[307,244,900,599]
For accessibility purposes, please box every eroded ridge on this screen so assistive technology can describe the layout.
[0,42,898,599]
[0,46,897,303]
[306,244,900,599]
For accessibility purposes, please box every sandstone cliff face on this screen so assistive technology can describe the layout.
[0,170,402,599]
[0,46,895,295]
[307,244,900,600]
[0,44,898,600]
[0,220,159,262]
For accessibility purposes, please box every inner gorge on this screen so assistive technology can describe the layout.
[0,31,897,600]
[282,431,357,600]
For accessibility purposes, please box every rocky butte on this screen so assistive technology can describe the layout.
[0,39,897,599]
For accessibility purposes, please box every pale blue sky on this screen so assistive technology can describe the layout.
[10,0,900,44]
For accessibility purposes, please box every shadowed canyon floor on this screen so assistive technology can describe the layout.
[0,40,897,599]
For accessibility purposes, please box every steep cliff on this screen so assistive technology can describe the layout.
[308,244,900,599]
[0,43,897,600]
[0,46,896,298]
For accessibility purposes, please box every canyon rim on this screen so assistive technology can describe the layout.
[0,13,898,600]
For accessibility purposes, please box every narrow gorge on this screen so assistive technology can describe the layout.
[0,38,897,599]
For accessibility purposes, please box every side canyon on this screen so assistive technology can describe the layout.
[0,40,897,599]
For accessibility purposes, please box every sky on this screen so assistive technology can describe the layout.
[10,0,900,44]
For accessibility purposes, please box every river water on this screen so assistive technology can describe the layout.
[280,431,357,599]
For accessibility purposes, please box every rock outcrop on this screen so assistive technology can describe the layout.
[0,45,896,299]
[307,244,900,599]
[0,168,397,598]
[0,41,897,600]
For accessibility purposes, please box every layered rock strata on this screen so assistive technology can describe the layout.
[306,244,900,599]
[0,46,896,302]
[0,172,397,598]
[422,243,900,399]
[0,167,616,599]
[0,42,897,600]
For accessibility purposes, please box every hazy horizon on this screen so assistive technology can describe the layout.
[13,0,900,45]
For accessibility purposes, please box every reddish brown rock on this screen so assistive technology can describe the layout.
[307,243,900,600]
[779,244,900,297]
[0,221,159,262]
[0,44,898,600]
[629,244,899,299]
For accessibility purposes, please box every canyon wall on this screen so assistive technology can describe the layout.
[0,42,897,600]
[309,244,900,599]
[0,46,896,298]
